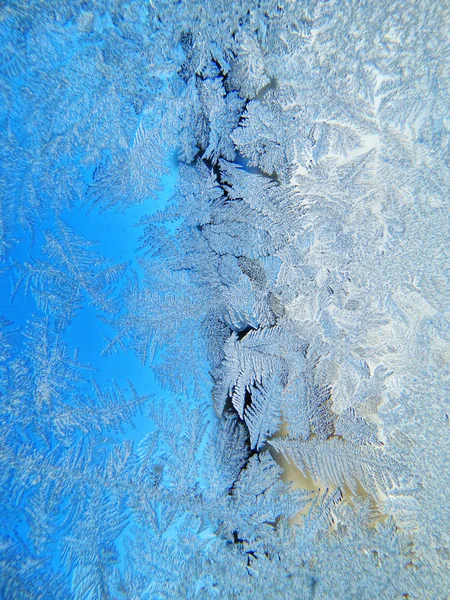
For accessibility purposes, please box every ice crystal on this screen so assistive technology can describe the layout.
[0,0,448,598]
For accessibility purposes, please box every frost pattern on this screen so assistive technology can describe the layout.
[0,0,449,599]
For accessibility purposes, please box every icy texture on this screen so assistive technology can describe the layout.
[0,1,449,598]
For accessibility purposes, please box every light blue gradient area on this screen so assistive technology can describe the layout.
[0,160,179,442]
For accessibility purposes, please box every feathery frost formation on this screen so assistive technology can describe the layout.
[0,0,449,598]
